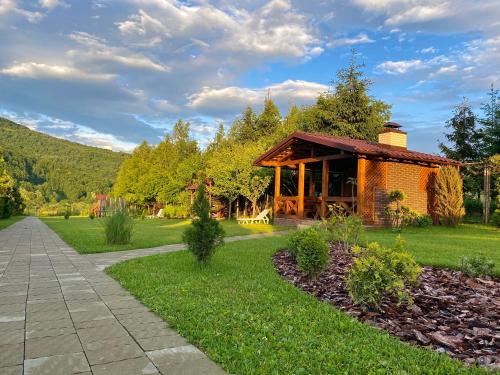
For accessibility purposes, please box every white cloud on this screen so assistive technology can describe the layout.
[39,0,66,9]
[117,0,323,60]
[385,3,449,26]
[0,0,43,22]
[327,33,375,47]
[376,59,424,74]
[433,65,458,75]
[187,79,327,115]
[71,126,136,152]
[68,32,170,72]
[419,46,437,54]
[152,99,179,113]
[0,62,115,81]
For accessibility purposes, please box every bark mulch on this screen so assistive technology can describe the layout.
[273,244,500,370]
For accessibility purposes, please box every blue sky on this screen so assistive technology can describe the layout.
[0,0,499,153]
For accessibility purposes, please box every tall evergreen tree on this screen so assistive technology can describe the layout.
[229,106,258,143]
[298,50,391,140]
[439,98,482,162]
[256,96,281,136]
[480,85,500,156]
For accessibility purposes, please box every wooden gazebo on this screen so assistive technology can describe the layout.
[254,123,459,226]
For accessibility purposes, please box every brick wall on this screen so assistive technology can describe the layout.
[360,160,438,226]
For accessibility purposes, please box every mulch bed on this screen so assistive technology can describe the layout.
[273,244,500,370]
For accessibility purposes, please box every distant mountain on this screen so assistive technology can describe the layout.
[0,117,126,201]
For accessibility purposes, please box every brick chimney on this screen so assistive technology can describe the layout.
[378,122,407,148]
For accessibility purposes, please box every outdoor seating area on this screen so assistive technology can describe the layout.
[255,125,459,226]
[237,208,270,224]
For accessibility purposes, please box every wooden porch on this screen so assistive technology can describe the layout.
[271,156,366,220]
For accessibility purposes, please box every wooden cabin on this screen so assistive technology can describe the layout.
[254,122,460,226]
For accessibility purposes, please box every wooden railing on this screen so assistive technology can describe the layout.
[275,196,357,219]
[275,196,299,216]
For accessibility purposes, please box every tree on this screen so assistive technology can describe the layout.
[297,50,391,141]
[205,143,245,219]
[439,98,482,162]
[256,96,281,137]
[434,166,465,227]
[0,155,22,218]
[182,185,225,263]
[479,85,500,156]
[240,174,271,217]
[113,141,154,205]
[229,106,258,143]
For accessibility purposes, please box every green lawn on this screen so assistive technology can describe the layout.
[41,216,288,254]
[364,224,500,274]
[108,237,485,374]
[0,216,24,231]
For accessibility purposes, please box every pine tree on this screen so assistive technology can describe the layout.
[256,96,281,136]
[297,49,391,140]
[182,185,225,263]
[229,106,258,142]
[439,98,482,162]
[480,85,500,156]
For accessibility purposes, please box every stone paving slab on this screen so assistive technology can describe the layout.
[0,217,229,374]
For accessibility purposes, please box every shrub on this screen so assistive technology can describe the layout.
[104,209,134,245]
[163,205,176,218]
[288,227,329,278]
[491,209,500,229]
[412,214,432,227]
[460,255,495,278]
[385,190,412,230]
[322,204,364,246]
[434,166,465,227]
[464,198,483,219]
[183,185,224,263]
[346,237,421,311]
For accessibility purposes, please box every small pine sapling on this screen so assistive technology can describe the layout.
[183,185,225,263]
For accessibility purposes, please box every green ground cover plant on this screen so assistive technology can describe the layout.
[41,216,287,254]
[347,238,421,311]
[364,224,500,275]
[459,255,495,278]
[108,237,486,374]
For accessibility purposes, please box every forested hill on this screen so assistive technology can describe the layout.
[0,117,126,202]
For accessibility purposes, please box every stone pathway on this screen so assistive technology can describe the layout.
[0,217,285,375]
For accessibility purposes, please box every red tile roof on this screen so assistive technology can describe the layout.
[254,131,460,166]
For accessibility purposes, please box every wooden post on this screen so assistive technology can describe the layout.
[274,166,281,216]
[321,160,329,218]
[308,170,315,197]
[484,166,491,224]
[298,163,305,218]
[357,157,366,218]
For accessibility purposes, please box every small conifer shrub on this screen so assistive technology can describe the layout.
[183,185,224,263]
[434,166,465,227]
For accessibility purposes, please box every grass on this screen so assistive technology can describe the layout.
[41,216,288,254]
[108,237,485,374]
[0,216,24,230]
[364,224,500,275]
